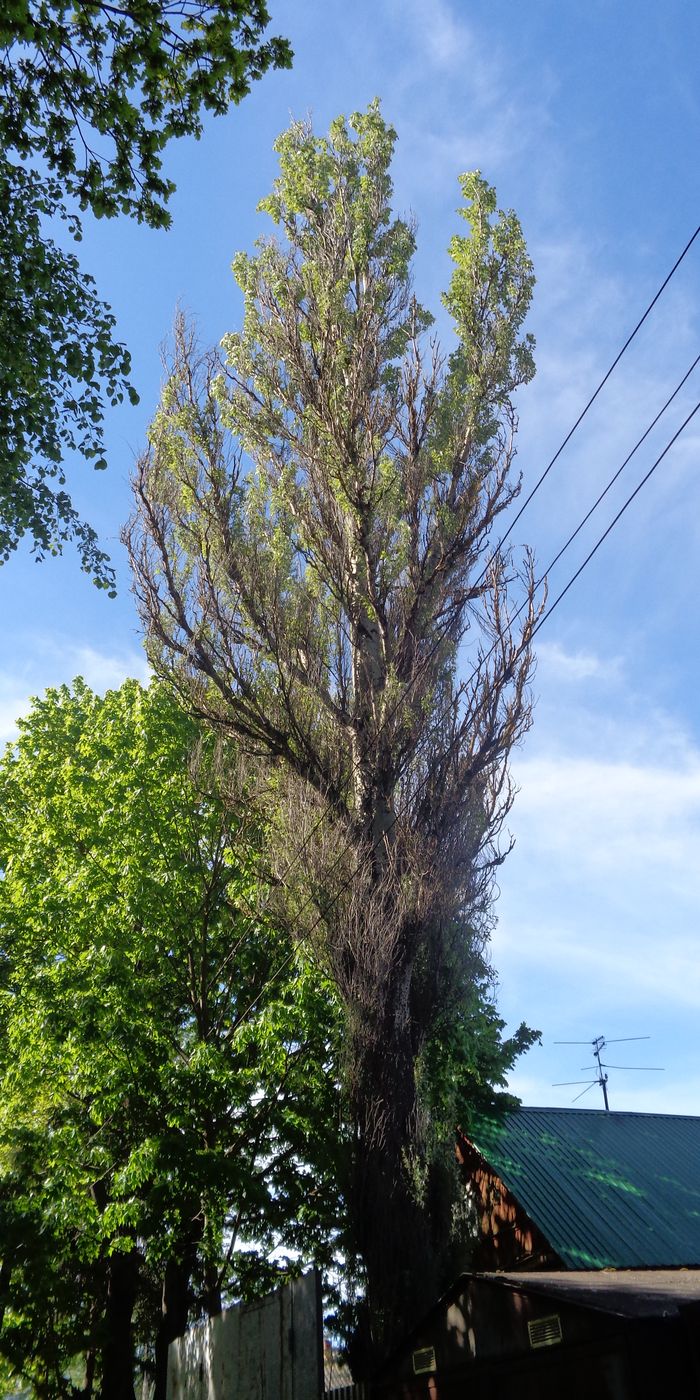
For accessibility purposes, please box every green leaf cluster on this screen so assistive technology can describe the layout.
[0,679,342,1393]
[0,0,291,581]
[0,162,131,589]
[204,102,537,774]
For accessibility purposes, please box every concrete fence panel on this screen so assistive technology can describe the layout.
[167,1270,323,1400]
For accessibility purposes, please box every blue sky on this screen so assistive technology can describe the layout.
[5,0,700,1111]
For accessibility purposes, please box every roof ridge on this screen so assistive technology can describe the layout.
[511,1106,700,1121]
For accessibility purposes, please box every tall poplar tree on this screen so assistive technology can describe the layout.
[127,103,540,1361]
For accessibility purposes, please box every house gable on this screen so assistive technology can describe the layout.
[459,1106,700,1270]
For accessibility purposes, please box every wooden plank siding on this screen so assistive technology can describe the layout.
[456,1132,564,1272]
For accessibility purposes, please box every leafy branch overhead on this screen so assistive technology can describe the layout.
[0,0,291,585]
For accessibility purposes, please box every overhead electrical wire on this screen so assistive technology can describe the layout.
[529,396,700,643]
[498,220,700,551]
[226,366,700,1032]
[528,351,700,605]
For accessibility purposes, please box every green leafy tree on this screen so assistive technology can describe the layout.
[0,1,291,584]
[0,679,342,1399]
[126,103,541,1363]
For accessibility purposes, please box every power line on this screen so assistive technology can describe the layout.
[422,353,700,752]
[532,352,700,589]
[499,221,700,550]
[529,397,700,643]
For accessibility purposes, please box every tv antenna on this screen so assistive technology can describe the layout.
[552,1035,664,1110]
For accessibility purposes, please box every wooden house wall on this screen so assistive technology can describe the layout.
[374,1277,700,1400]
[456,1135,562,1271]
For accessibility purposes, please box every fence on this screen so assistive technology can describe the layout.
[167,1270,323,1400]
[325,1386,369,1400]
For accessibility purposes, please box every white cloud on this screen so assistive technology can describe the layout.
[500,911,700,1011]
[513,749,700,875]
[534,640,622,684]
[0,685,33,746]
[503,709,700,965]
[66,644,150,694]
[382,0,554,202]
[404,0,475,74]
[488,651,700,1110]
[0,641,150,744]
[390,0,482,80]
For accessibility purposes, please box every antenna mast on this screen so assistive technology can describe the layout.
[592,1035,609,1110]
[553,1035,664,1109]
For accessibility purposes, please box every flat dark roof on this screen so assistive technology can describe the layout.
[480,1269,700,1318]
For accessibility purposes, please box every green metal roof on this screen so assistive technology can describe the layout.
[469,1106,700,1269]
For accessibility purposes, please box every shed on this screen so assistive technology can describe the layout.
[456,1105,700,1272]
[374,1269,700,1399]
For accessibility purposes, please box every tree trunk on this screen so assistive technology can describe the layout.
[203,1259,221,1319]
[347,951,441,1373]
[83,1291,103,1398]
[83,1345,96,1399]
[99,1249,139,1400]
[153,1254,195,1400]
[0,1257,11,1334]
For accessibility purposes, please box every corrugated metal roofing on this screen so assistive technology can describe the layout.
[468,1106,700,1269]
